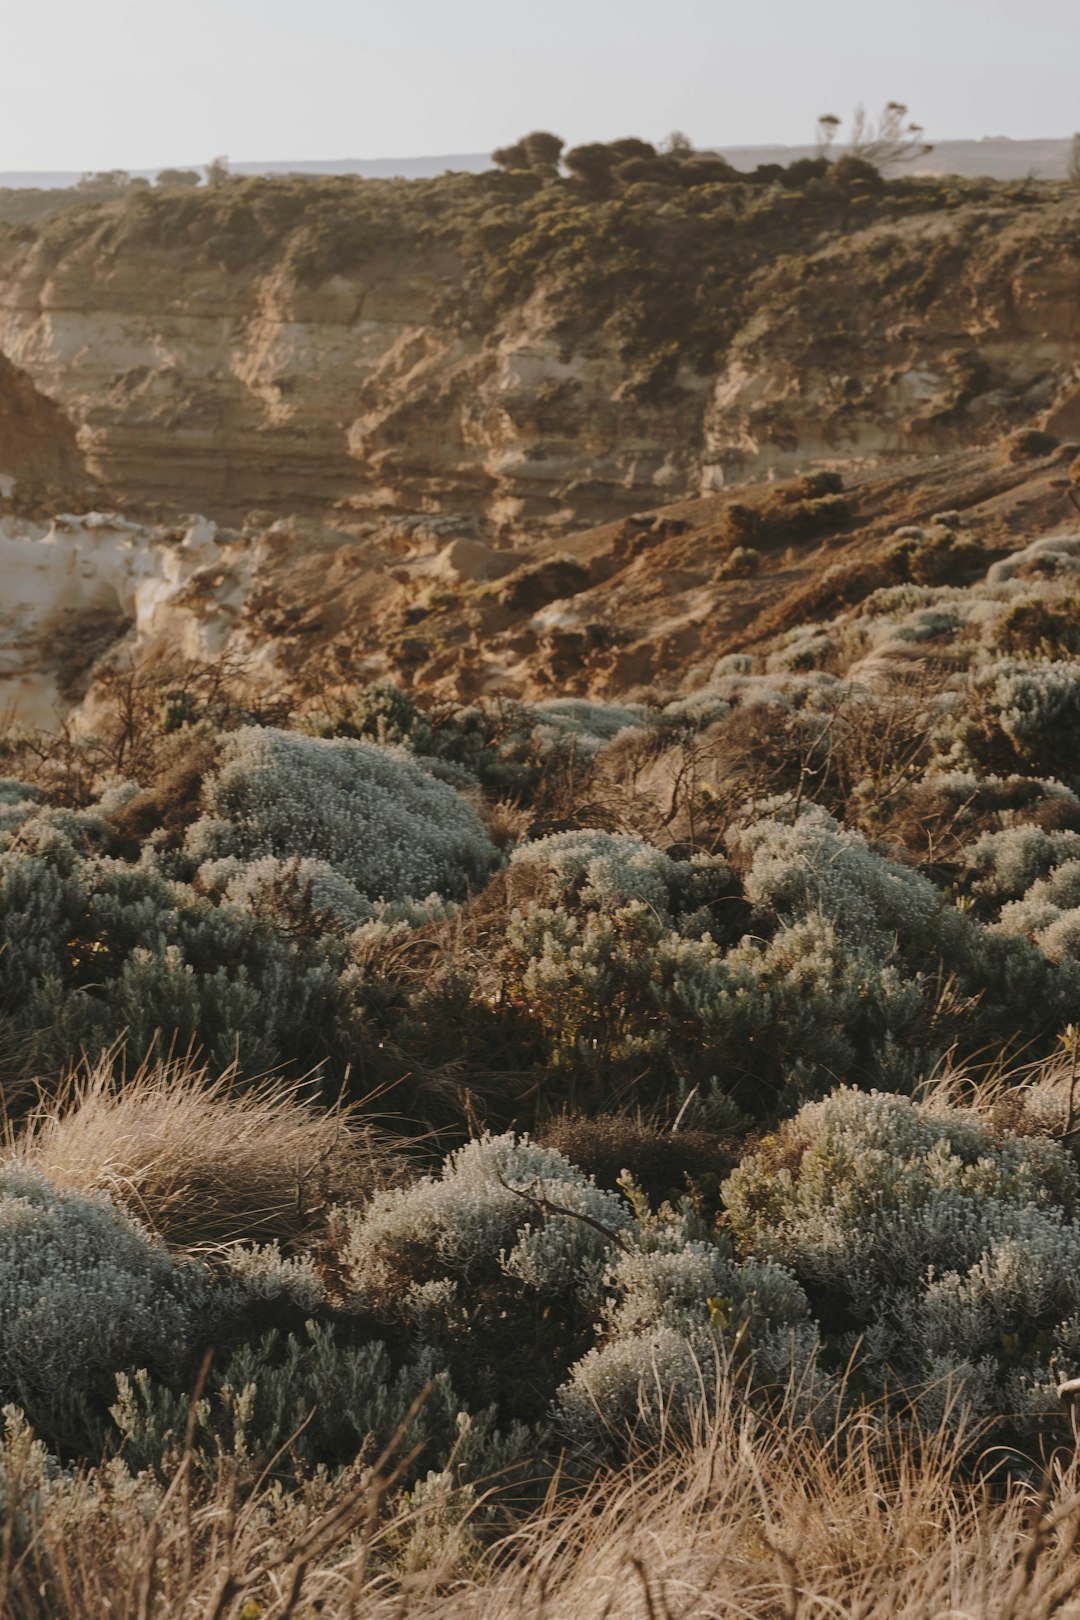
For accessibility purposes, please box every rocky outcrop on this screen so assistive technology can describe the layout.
[0,232,704,534]
[0,511,240,727]
[0,183,1078,538]
[6,439,1079,730]
[0,350,95,513]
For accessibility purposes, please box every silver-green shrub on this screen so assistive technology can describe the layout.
[556,1207,813,1448]
[198,853,376,931]
[508,896,929,1098]
[966,825,1080,906]
[985,660,1080,771]
[187,726,497,902]
[0,1167,209,1444]
[510,829,732,926]
[734,802,1080,1041]
[345,1131,631,1308]
[111,1320,513,1480]
[735,803,947,960]
[724,1088,1080,1425]
[342,1132,636,1424]
[0,820,340,1071]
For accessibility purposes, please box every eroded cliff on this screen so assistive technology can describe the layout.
[0,171,1078,536]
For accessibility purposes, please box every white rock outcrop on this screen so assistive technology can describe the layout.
[0,511,255,728]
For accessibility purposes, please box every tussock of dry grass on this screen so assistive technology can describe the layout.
[8,1054,395,1249]
[7,1375,1080,1619]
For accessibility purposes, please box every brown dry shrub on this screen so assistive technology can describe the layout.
[999,594,1080,658]
[538,1112,740,1207]
[865,773,1080,864]
[12,1054,396,1250]
[1002,426,1059,462]
[105,733,221,852]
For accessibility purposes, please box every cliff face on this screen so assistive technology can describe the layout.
[0,349,95,513]
[0,222,703,532]
[0,176,1078,537]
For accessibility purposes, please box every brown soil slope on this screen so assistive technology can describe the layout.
[246,439,1080,704]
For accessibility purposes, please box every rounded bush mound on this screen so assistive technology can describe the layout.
[187,726,497,902]
[556,1217,812,1450]
[979,661,1080,782]
[346,1131,631,1307]
[724,1088,1080,1426]
[0,1167,209,1445]
[344,1131,632,1418]
[511,828,732,924]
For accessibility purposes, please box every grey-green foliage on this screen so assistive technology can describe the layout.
[982,660,1080,774]
[345,1131,631,1310]
[511,828,732,928]
[112,1319,529,1486]
[736,803,949,962]
[528,698,648,755]
[555,1203,812,1449]
[0,814,339,1071]
[966,826,1080,906]
[197,853,376,932]
[509,899,928,1095]
[724,1088,1080,1425]
[346,1132,638,1419]
[345,1131,810,1451]
[186,726,497,903]
[735,802,1080,1038]
[0,1168,210,1445]
[0,779,41,837]
[965,826,1080,963]
[1000,860,1080,961]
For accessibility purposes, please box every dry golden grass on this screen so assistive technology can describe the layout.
[7,1053,395,1250]
[7,1372,1080,1619]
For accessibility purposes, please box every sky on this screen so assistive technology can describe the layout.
[4,0,1078,173]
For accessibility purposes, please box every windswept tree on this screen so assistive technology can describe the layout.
[815,102,932,170]
[77,169,135,192]
[852,101,931,166]
[815,113,841,158]
[563,141,619,190]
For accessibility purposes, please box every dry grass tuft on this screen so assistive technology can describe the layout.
[8,1053,397,1250]
[7,1371,1080,1618]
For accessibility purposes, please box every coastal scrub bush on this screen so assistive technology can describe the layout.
[988,661,1080,780]
[0,1167,210,1446]
[187,726,497,901]
[344,1132,632,1417]
[510,829,734,926]
[555,1202,813,1451]
[734,802,1080,1045]
[964,824,1080,907]
[0,815,340,1073]
[724,1088,1080,1427]
[504,899,931,1107]
[112,1319,529,1489]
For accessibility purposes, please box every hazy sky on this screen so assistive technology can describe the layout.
[5,0,1078,171]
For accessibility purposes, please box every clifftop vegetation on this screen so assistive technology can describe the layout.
[6,144,1075,394]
